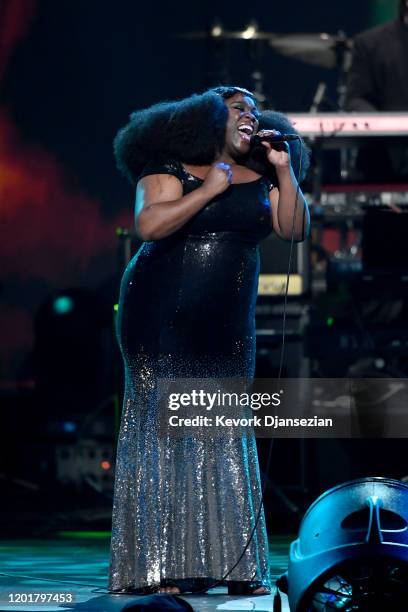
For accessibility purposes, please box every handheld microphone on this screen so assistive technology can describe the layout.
[251,133,299,145]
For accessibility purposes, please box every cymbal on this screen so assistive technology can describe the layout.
[270,32,352,69]
[178,23,275,41]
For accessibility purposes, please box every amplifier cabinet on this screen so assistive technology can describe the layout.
[258,234,310,296]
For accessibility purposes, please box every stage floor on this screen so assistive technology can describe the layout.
[0,533,291,611]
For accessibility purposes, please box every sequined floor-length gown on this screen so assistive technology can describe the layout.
[108,159,272,592]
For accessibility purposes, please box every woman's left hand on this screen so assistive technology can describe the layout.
[257,129,291,171]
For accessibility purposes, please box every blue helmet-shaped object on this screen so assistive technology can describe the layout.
[286,477,408,610]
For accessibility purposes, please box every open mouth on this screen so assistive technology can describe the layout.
[237,123,254,143]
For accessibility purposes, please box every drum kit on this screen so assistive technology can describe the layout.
[179,20,353,110]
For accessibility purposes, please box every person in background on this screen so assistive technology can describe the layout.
[345,0,408,180]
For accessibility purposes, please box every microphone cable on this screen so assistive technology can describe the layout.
[193,135,306,594]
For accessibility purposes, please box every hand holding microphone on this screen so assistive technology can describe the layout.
[252,129,295,171]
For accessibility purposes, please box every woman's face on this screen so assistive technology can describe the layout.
[223,92,260,158]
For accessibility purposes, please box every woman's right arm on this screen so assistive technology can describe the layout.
[135,163,232,241]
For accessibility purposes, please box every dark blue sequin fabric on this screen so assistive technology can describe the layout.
[109,160,273,592]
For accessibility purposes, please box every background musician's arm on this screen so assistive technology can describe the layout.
[345,36,378,112]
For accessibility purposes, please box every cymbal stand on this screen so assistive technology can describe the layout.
[335,31,353,180]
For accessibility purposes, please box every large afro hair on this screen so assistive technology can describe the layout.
[114,87,310,186]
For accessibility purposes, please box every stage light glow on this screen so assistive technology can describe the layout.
[242,22,258,40]
[211,23,223,37]
[62,421,77,433]
[52,296,74,315]
[57,531,111,539]
[101,460,111,470]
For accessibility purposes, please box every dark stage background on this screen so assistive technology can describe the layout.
[1,0,405,535]
[0,0,391,380]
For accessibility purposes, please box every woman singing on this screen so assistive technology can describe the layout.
[108,86,310,597]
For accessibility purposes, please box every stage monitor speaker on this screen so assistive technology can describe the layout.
[258,234,309,296]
